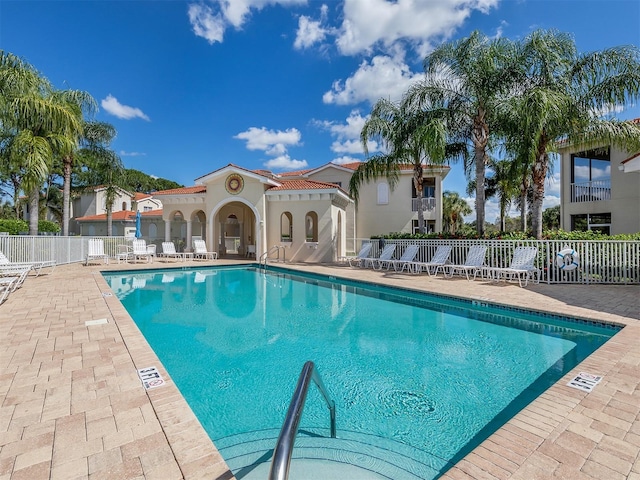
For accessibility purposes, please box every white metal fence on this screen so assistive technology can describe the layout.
[0,235,128,265]
[1,235,637,284]
[358,238,639,285]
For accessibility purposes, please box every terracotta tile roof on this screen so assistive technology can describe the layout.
[76,209,163,221]
[267,179,343,191]
[332,162,361,170]
[133,192,152,201]
[278,168,315,177]
[153,186,207,195]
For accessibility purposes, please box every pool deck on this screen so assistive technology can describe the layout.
[0,259,638,480]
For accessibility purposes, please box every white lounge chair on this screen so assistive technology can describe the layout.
[366,244,396,269]
[387,245,420,272]
[444,245,487,280]
[86,239,109,265]
[0,277,17,304]
[483,246,540,287]
[131,239,153,263]
[0,265,31,292]
[193,239,218,260]
[159,242,184,262]
[345,243,373,267]
[0,250,56,276]
[116,244,132,263]
[411,245,452,276]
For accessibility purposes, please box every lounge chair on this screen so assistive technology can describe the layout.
[444,245,487,280]
[86,239,109,265]
[345,243,373,267]
[193,239,218,260]
[131,239,153,263]
[116,244,132,263]
[366,244,396,269]
[0,265,31,292]
[0,250,56,276]
[0,278,16,304]
[159,242,185,262]
[379,244,419,272]
[483,246,540,287]
[411,245,452,276]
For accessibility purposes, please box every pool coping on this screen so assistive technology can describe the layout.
[0,259,638,479]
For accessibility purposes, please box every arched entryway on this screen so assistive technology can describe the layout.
[211,200,258,258]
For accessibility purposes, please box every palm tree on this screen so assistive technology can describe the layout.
[59,98,100,236]
[507,29,640,238]
[350,98,449,234]
[0,52,85,235]
[406,31,520,236]
[442,190,472,235]
[76,139,123,236]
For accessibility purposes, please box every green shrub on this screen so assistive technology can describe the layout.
[38,220,61,234]
[0,219,61,235]
[0,219,29,235]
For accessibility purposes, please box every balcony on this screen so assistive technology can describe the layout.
[412,197,436,212]
[570,180,611,203]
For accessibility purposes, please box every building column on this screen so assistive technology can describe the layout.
[164,219,171,242]
[186,220,193,252]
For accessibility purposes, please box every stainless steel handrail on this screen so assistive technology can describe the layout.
[260,245,286,267]
[268,361,336,480]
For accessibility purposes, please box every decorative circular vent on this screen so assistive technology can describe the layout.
[225,174,244,195]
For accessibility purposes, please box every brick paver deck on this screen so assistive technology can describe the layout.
[0,260,638,479]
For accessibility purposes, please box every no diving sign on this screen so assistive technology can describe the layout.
[567,372,602,392]
[138,366,166,390]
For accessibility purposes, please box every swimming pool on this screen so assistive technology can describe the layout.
[104,266,619,479]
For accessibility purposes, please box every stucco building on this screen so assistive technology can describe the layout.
[151,161,450,262]
[558,138,640,235]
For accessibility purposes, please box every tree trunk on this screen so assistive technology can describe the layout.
[28,187,39,235]
[531,140,549,239]
[472,112,488,236]
[414,163,425,233]
[107,209,113,236]
[62,156,72,236]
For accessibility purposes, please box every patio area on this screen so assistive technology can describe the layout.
[0,260,638,479]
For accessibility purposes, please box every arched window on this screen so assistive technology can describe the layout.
[377,182,389,205]
[305,211,318,242]
[280,212,293,241]
[122,202,128,211]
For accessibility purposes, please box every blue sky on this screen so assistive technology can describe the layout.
[2,0,639,223]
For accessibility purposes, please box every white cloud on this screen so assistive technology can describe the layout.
[101,95,150,121]
[188,4,226,44]
[234,126,301,151]
[316,110,380,155]
[264,154,308,170]
[235,126,305,170]
[294,5,329,50]
[119,151,147,157]
[188,0,306,44]
[323,55,423,106]
[334,0,499,56]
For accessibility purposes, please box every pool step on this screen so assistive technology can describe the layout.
[216,428,449,480]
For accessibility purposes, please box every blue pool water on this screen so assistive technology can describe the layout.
[104,266,618,478]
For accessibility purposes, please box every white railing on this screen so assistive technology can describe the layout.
[356,238,639,285]
[411,197,436,211]
[571,180,611,202]
[0,235,129,265]
[1,235,637,284]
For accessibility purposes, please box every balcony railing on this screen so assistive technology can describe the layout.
[571,180,611,203]
[412,197,436,212]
